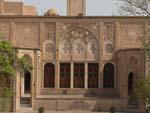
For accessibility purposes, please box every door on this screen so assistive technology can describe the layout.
[24,71,31,93]
[60,63,71,88]
[128,72,134,96]
[88,63,99,88]
[74,63,85,88]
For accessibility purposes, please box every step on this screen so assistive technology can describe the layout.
[19,106,33,112]
[20,104,32,107]
[127,105,138,109]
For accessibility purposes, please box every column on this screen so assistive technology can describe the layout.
[99,22,104,89]
[13,72,20,112]
[70,62,74,88]
[55,23,60,89]
[10,21,15,46]
[85,62,88,89]
[55,63,60,88]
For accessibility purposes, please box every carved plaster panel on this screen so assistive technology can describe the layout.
[15,23,40,48]
[58,23,99,39]
[43,40,55,60]
[104,23,115,42]
[59,39,71,61]
[59,26,99,61]
[104,23,115,54]
[45,23,55,41]
[120,23,144,49]
[0,23,10,40]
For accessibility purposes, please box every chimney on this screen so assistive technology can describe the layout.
[67,0,86,16]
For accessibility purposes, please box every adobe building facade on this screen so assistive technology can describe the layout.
[0,0,149,112]
[0,0,37,15]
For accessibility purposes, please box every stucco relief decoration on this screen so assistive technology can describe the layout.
[0,23,10,40]
[120,24,144,48]
[88,39,98,54]
[73,40,84,55]
[105,43,113,53]
[104,23,115,41]
[62,40,71,54]
[45,43,54,53]
[60,26,99,60]
[16,23,39,47]
[46,24,55,41]
[58,23,99,38]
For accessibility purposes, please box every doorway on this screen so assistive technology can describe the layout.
[128,72,134,96]
[24,71,31,94]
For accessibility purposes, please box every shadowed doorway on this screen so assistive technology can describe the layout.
[24,71,31,94]
[128,72,134,96]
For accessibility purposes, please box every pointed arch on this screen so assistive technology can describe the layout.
[103,63,114,88]
[44,63,55,88]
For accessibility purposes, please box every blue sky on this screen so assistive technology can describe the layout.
[23,0,119,16]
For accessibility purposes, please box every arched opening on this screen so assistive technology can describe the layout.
[24,71,31,93]
[128,72,134,96]
[103,63,114,88]
[44,63,55,88]
[88,63,99,88]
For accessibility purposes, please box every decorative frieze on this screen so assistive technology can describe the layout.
[104,23,115,41]
[45,23,55,41]
[58,23,99,39]
[120,23,144,48]
[59,26,99,61]
[15,23,40,48]
[104,23,115,54]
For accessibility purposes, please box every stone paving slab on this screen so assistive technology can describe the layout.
[11,111,138,113]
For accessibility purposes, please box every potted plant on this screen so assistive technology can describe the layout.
[110,106,116,113]
[38,107,45,113]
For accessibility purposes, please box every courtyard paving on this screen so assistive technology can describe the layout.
[12,111,139,113]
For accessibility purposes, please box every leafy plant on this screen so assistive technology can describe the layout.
[38,107,45,113]
[110,106,116,113]
[0,41,32,111]
[133,76,150,103]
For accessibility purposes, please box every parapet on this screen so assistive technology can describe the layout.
[23,5,37,16]
[0,0,37,16]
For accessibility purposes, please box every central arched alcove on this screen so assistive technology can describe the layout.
[59,26,99,61]
[103,63,114,88]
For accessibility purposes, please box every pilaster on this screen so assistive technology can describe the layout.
[55,23,60,88]
[99,22,104,88]
[71,62,74,88]
[85,62,88,89]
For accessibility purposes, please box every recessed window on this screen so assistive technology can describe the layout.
[74,63,85,88]
[60,63,71,88]
[44,63,55,88]
[88,63,99,88]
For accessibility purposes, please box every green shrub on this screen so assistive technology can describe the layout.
[110,106,116,113]
[38,107,45,113]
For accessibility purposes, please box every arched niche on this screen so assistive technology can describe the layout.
[59,26,99,61]
[43,40,55,60]
[44,63,55,88]
[103,63,114,88]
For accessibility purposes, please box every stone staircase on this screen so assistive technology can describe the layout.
[20,97,31,107]
[126,98,139,113]
[20,97,32,112]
